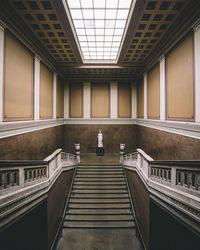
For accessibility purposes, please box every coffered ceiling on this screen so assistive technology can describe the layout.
[0,0,200,82]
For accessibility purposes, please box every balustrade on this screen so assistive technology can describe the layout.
[0,169,19,190]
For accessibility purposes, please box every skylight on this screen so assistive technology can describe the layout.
[66,0,133,60]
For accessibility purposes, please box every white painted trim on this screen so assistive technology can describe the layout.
[53,73,57,119]
[110,82,118,119]
[34,57,40,120]
[144,73,147,119]
[160,56,166,121]
[0,24,4,122]
[132,83,137,118]
[83,82,91,118]
[194,25,200,122]
[64,82,69,118]
[65,118,135,125]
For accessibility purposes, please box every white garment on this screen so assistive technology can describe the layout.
[97,131,103,147]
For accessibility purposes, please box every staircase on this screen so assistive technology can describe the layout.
[64,164,135,229]
[56,158,142,250]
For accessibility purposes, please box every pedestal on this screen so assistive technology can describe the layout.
[96,147,104,156]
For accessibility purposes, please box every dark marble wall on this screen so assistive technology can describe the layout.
[136,125,200,160]
[0,125,64,160]
[47,168,74,249]
[126,169,150,250]
[64,124,136,153]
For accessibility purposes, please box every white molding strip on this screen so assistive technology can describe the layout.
[64,118,136,125]
[160,56,166,121]
[83,82,91,119]
[0,23,5,123]
[53,73,57,119]
[194,24,200,122]
[110,82,118,119]
[136,119,200,140]
[34,56,40,120]
[0,119,65,139]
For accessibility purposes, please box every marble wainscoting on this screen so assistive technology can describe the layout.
[136,125,200,160]
[64,124,136,154]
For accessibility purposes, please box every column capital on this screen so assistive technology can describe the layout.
[159,55,165,62]
[0,20,6,31]
[193,19,200,32]
[35,54,41,63]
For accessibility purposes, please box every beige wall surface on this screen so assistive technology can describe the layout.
[91,83,110,118]
[118,83,131,118]
[147,63,160,118]
[40,63,53,118]
[69,83,83,118]
[56,80,64,118]
[4,33,33,120]
[137,81,144,118]
[167,35,194,120]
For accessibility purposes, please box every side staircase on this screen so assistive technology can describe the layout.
[56,156,142,250]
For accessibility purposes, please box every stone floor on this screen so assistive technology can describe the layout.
[56,228,143,250]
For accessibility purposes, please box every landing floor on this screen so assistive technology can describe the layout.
[56,228,143,250]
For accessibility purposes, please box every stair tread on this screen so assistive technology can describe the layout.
[69,203,130,209]
[65,215,134,221]
[66,209,132,214]
[71,190,128,194]
[69,199,130,203]
[70,194,129,198]
[63,221,135,228]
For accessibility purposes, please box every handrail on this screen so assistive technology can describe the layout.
[0,148,77,231]
[123,148,200,235]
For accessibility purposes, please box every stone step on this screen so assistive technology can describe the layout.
[75,173,124,178]
[65,215,134,221]
[71,190,128,194]
[68,203,130,209]
[70,193,129,198]
[66,209,132,215]
[75,176,125,179]
[63,221,135,229]
[74,181,126,185]
[73,187,127,190]
[64,214,134,221]
[69,199,130,204]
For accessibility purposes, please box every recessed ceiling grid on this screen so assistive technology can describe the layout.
[123,0,187,63]
[66,0,133,60]
[11,0,77,63]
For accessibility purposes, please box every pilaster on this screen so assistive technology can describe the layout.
[144,73,148,119]
[53,73,57,119]
[131,82,137,118]
[0,22,5,122]
[34,56,40,120]
[160,56,166,121]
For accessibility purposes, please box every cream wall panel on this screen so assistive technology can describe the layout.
[91,83,110,118]
[4,33,33,120]
[137,80,144,118]
[167,35,194,120]
[56,79,64,118]
[147,63,160,119]
[69,83,83,118]
[40,63,53,119]
[118,83,131,118]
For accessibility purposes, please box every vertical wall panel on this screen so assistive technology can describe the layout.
[4,33,33,120]
[118,83,131,118]
[40,63,53,119]
[147,63,160,119]
[167,35,194,120]
[137,81,144,118]
[56,79,64,118]
[91,83,110,118]
[69,83,83,118]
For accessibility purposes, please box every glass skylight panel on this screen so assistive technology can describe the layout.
[66,0,133,60]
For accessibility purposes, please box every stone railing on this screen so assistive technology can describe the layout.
[0,149,77,230]
[123,149,200,235]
